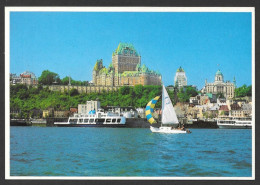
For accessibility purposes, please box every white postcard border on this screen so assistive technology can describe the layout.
[5,6,255,180]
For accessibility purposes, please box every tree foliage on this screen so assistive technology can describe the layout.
[177,86,198,103]
[38,70,61,85]
[10,84,165,118]
[38,70,88,86]
[235,85,252,97]
[61,76,89,86]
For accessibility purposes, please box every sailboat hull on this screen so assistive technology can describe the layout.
[150,126,187,134]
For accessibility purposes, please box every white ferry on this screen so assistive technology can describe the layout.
[217,117,252,129]
[54,109,126,127]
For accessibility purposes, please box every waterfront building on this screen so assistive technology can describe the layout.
[174,66,187,89]
[229,103,245,117]
[78,100,101,115]
[92,43,161,86]
[203,69,235,99]
[189,93,216,106]
[42,108,54,118]
[54,110,70,118]
[219,105,229,116]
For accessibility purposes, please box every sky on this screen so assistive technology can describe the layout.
[10,11,252,89]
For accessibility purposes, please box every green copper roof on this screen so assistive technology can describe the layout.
[112,43,139,57]
[216,69,223,75]
[99,67,108,74]
[141,64,148,73]
[121,71,139,77]
[206,93,213,99]
[93,59,103,71]
[177,66,184,72]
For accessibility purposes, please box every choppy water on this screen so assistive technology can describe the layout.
[10,127,252,177]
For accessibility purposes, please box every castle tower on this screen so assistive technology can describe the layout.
[174,66,187,89]
[112,43,141,74]
[92,59,104,86]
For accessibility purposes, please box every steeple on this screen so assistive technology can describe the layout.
[233,76,236,88]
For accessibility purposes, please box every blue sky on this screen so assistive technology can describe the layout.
[10,12,252,89]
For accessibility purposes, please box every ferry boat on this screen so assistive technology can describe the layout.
[54,109,126,127]
[217,117,252,129]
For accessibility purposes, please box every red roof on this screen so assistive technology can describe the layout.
[20,74,31,78]
[70,108,78,113]
[219,105,229,111]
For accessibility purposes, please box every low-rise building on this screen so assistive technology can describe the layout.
[70,107,78,115]
[241,103,252,117]
[42,108,54,118]
[54,110,70,118]
[219,105,229,116]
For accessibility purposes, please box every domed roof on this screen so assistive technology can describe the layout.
[177,66,184,72]
[216,69,223,75]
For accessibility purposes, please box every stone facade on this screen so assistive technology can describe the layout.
[203,70,235,99]
[92,43,161,86]
[46,85,119,94]
[174,66,187,89]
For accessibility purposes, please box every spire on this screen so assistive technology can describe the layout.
[233,76,236,88]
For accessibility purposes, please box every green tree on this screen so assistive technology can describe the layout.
[134,85,144,98]
[185,86,198,97]
[119,86,131,95]
[69,89,79,96]
[235,84,252,97]
[38,70,61,85]
[177,86,198,103]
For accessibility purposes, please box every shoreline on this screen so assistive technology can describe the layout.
[10,118,218,128]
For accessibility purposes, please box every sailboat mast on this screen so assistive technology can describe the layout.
[161,84,164,125]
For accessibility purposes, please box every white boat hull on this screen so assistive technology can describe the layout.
[218,124,251,129]
[150,126,187,134]
[217,118,252,129]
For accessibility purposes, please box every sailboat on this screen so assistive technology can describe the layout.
[146,85,190,134]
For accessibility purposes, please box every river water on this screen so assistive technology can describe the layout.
[10,127,252,177]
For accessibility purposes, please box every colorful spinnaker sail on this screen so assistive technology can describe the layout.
[145,96,160,124]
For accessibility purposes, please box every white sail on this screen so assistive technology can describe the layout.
[161,85,179,124]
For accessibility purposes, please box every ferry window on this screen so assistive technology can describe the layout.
[112,119,116,123]
[69,119,77,123]
[117,119,121,123]
[89,119,94,123]
[95,119,104,124]
[79,119,83,123]
[106,119,111,122]
[84,119,89,123]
